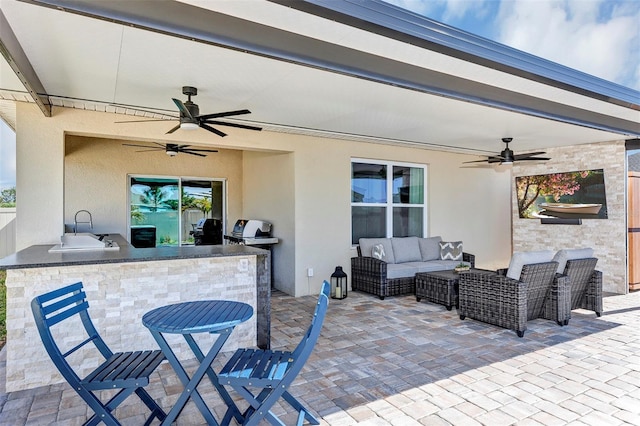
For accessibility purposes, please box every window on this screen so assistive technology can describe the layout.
[129,175,225,246]
[351,160,426,244]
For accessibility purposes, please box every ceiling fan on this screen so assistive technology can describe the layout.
[464,138,550,165]
[122,142,218,157]
[117,86,262,137]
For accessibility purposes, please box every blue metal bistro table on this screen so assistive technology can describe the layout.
[143,300,254,425]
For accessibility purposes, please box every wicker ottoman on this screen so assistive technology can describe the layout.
[415,270,461,310]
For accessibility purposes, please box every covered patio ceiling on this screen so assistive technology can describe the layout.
[0,0,638,157]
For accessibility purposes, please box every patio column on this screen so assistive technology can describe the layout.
[15,102,65,250]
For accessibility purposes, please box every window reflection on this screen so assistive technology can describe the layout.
[352,163,387,203]
[393,166,424,204]
[393,207,423,237]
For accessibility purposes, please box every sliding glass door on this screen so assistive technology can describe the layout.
[180,180,224,245]
[129,176,225,247]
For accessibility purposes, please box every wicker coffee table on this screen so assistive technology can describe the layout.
[415,270,461,310]
[416,269,493,311]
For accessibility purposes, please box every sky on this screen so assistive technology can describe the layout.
[384,0,640,90]
[1,0,639,191]
[0,120,15,191]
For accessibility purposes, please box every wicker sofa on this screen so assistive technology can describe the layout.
[351,236,475,300]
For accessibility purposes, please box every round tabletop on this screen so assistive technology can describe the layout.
[142,300,254,334]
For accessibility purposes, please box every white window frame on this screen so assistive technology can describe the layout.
[351,158,427,243]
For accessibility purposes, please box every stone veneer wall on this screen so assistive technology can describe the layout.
[5,256,258,392]
[512,140,627,294]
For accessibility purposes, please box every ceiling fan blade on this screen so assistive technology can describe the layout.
[463,158,492,164]
[166,124,181,134]
[198,109,251,120]
[513,152,546,160]
[180,148,219,153]
[460,163,501,169]
[200,123,227,137]
[116,118,175,123]
[182,151,207,157]
[465,151,516,164]
[172,98,194,120]
[519,151,546,157]
[123,142,167,149]
[487,157,507,163]
[514,157,551,161]
[123,143,159,148]
[203,120,262,131]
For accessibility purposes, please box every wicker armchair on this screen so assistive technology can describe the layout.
[458,261,570,337]
[560,257,602,323]
[351,245,475,300]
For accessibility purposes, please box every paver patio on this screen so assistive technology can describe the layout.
[0,288,639,425]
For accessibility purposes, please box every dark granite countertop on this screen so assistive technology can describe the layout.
[0,234,268,269]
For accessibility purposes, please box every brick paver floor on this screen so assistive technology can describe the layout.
[1,289,639,425]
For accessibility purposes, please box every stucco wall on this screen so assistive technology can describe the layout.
[243,151,296,294]
[16,104,65,249]
[511,140,627,294]
[63,135,244,237]
[15,103,514,297]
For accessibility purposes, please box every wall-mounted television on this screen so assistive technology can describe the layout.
[515,168,608,219]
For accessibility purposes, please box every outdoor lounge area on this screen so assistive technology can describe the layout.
[0,1,638,424]
[1,288,638,425]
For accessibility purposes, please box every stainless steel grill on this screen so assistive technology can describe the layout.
[224,219,278,246]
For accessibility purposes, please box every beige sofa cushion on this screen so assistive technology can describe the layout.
[386,263,420,279]
[391,237,422,263]
[359,238,396,264]
[553,248,595,273]
[404,260,468,273]
[506,250,555,280]
[418,236,442,261]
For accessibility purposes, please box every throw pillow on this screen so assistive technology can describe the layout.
[359,238,395,263]
[418,236,442,261]
[439,241,463,261]
[372,244,386,260]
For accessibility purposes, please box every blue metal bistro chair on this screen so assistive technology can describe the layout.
[218,280,330,426]
[31,282,167,426]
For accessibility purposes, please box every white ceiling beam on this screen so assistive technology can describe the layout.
[0,8,51,117]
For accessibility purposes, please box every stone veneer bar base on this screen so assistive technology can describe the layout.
[5,254,269,392]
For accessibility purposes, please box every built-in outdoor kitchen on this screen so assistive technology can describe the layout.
[0,130,293,394]
[0,210,276,392]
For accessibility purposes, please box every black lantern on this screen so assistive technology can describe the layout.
[330,266,347,299]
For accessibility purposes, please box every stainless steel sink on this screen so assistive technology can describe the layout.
[48,233,120,253]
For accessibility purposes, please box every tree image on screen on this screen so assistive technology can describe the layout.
[516,169,607,219]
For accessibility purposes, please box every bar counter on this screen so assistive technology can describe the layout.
[1,236,271,392]
[0,234,268,269]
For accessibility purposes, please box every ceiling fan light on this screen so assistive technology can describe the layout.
[180,122,199,130]
[166,150,178,157]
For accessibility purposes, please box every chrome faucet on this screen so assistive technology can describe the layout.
[74,210,93,234]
